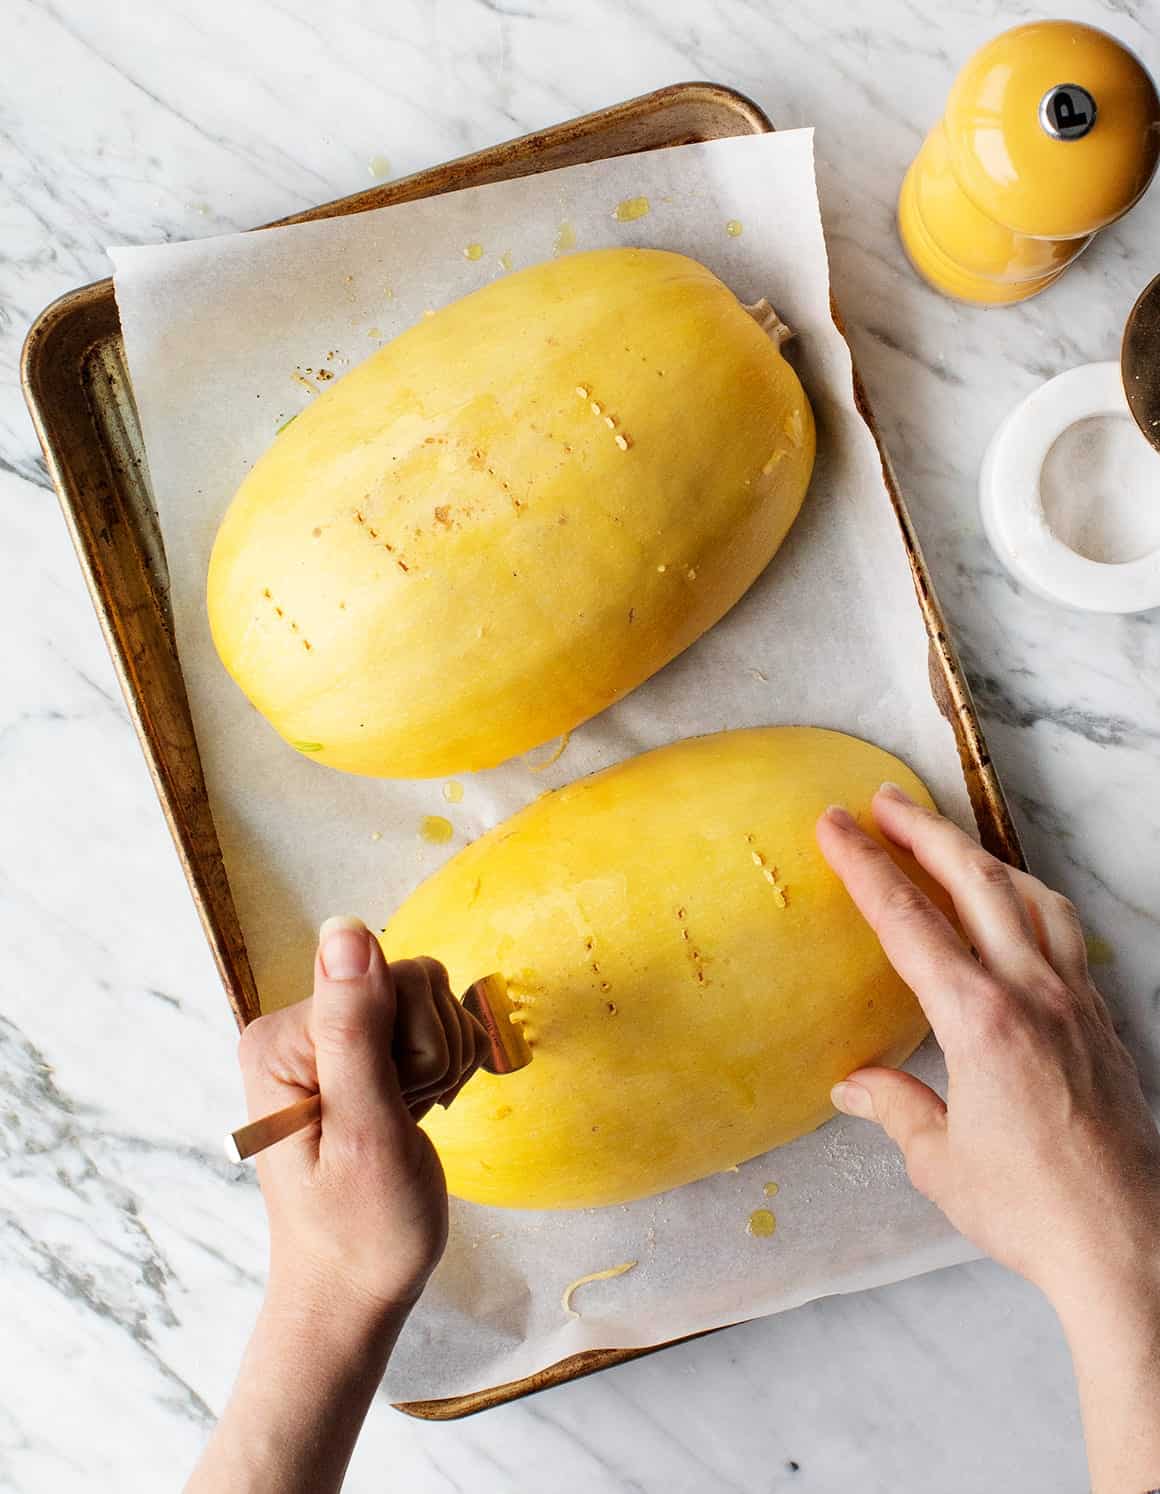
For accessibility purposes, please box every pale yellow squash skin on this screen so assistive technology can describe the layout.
[208,249,815,777]
[383,727,942,1210]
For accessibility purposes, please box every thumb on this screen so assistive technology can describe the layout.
[311,915,408,1144]
[832,1067,949,1199]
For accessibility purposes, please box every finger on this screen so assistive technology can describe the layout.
[435,1004,487,1110]
[404,1070,459,1108]
[817,805,989,1043]
[311,916,406,1143]
[237,998,317,1118]
[1006,868,1091,991]
[400,967,481,1107]
[390,958,450,1093]
[407,1094,439,1123]
[451,995,485,1087]
[235,1000,321,1174]
[403,1070,461,1111]
[406,1010,484,1116]
[434,1071,475,1112]
[832,1068,949,1199]
[872,784,1049,987]
[424,959,463,1093]
[408,998,490,1115]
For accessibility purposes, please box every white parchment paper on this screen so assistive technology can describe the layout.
[112,130,979,1402]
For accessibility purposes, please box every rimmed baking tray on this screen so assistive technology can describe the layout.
[22,79,1022,1418]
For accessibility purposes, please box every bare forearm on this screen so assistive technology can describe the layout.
[1055,1259,1160,1494]
[186,1281,406,1494]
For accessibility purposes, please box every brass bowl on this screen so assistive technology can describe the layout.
[1123,272,1160,452]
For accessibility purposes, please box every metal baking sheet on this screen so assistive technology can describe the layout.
[21,80,1022,1419]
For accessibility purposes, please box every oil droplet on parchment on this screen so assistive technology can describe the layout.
[614,196,650,222]
[442,780,464,804]
[725,218,743,237]
[463,242,484,261]
[747,1208,776,1238]
[554,220,577,254]
[526,731,571,772]
[368,154,391,179]
[763,1181,779,1199]
[499,250,513,271]
[420,815,454,844]
[1085,934,1115,966]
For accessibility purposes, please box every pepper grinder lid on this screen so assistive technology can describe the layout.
[944,20,1160,239]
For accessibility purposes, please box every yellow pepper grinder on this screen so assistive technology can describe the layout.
[899,20,1160,306]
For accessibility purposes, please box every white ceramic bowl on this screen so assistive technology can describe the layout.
[979,361,1160,613]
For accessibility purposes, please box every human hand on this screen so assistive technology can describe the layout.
[237,915,486,1321]
[816,785,1160,1314]
[190,917,486,1493]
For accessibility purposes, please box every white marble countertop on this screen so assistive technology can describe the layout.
[3,2,1158,1490]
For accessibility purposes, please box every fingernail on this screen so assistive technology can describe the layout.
[319,915,372,979]
[824,804,858,830]
[831,1080,875,1120]
[877,781,913,804]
